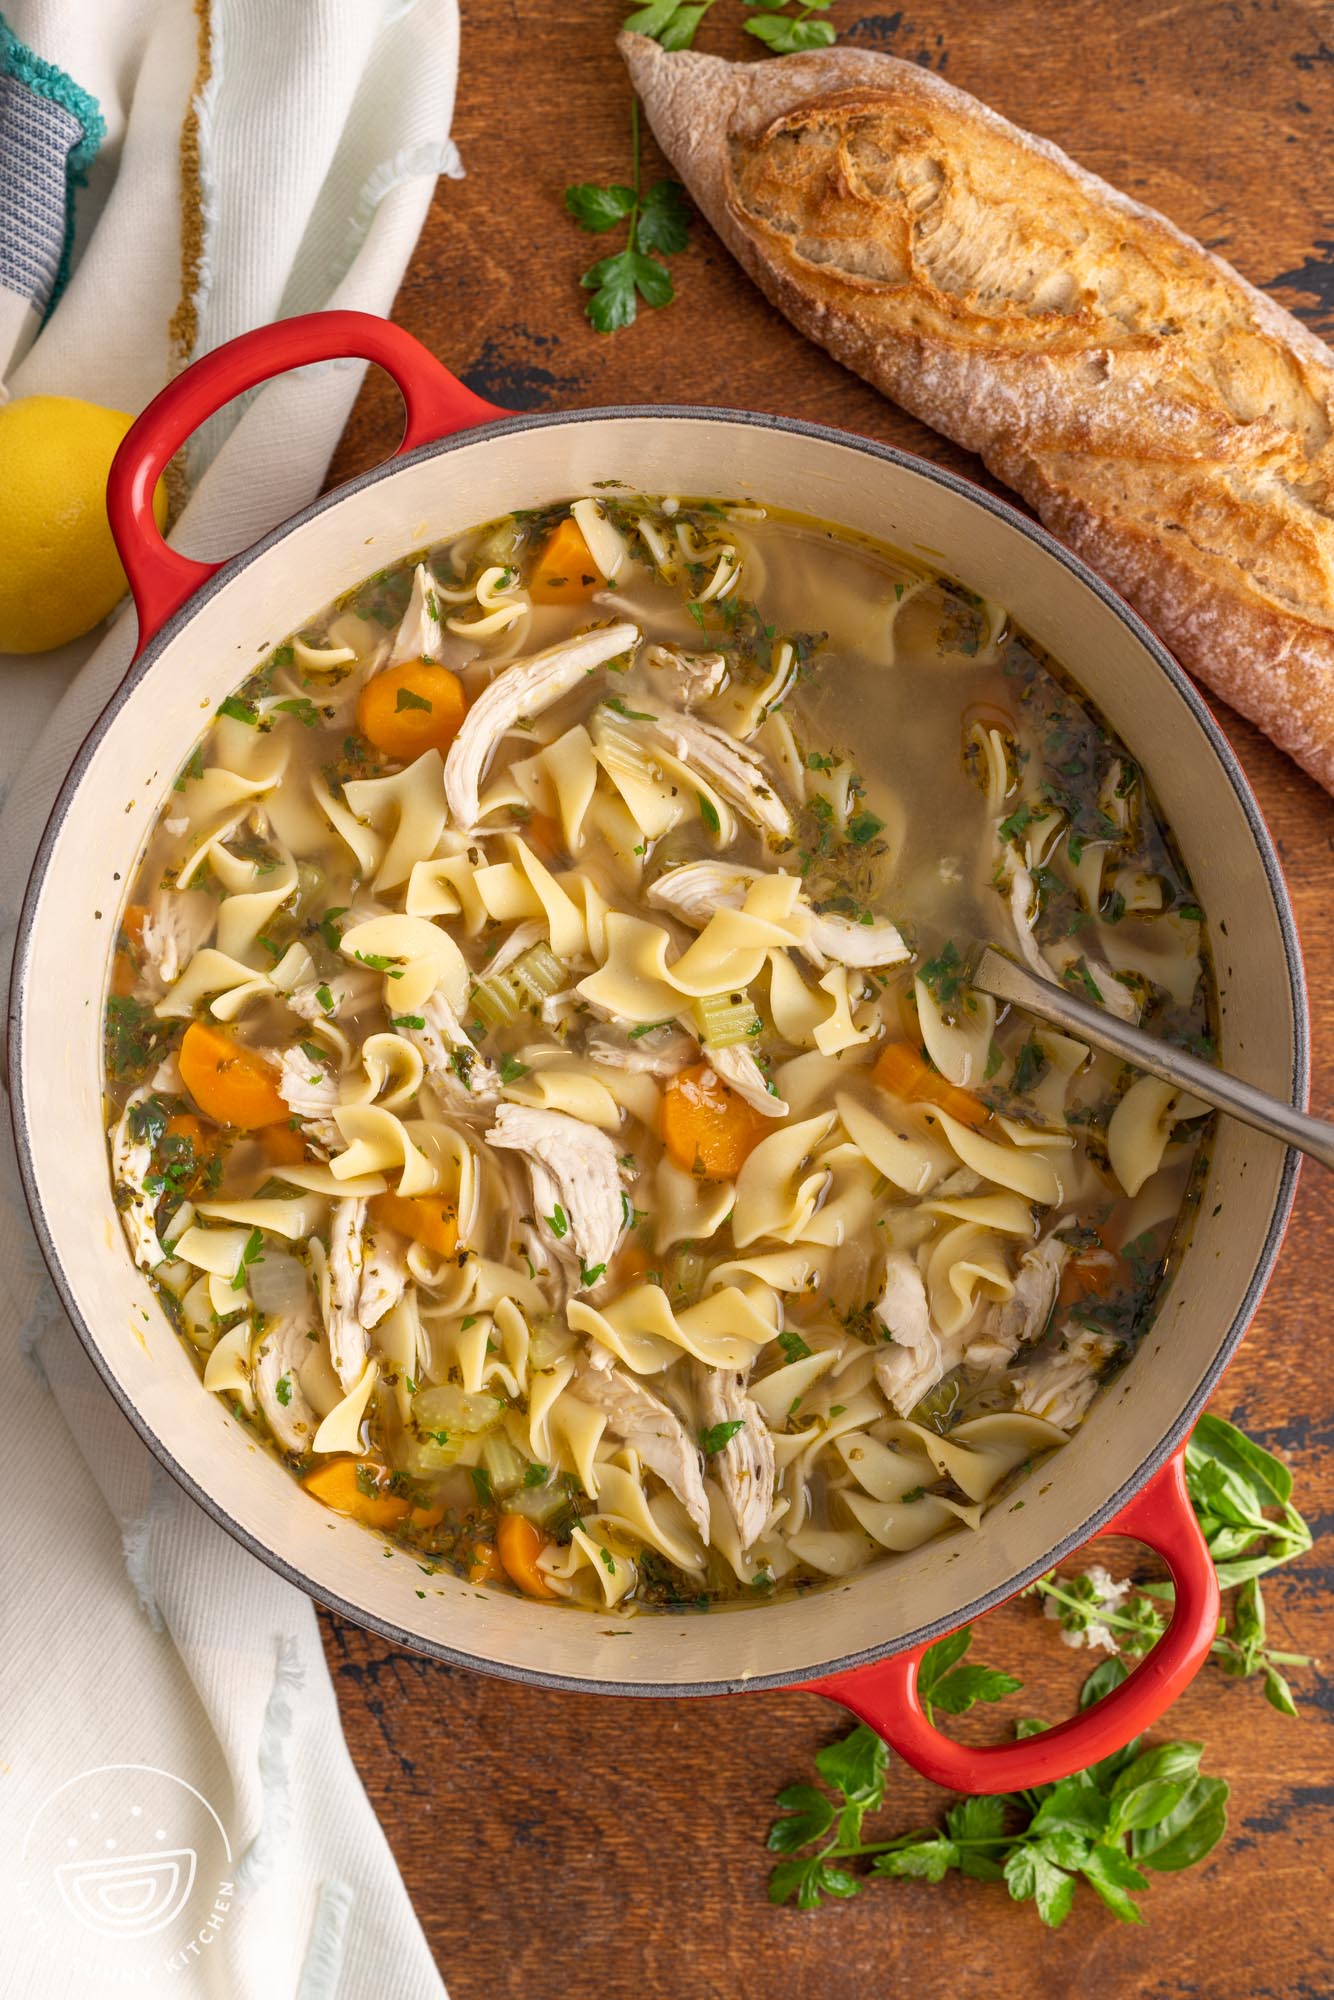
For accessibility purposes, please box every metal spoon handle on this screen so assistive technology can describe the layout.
[973,947,1330,1171]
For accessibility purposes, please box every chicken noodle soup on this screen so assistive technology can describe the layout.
[103,495,1213,1609]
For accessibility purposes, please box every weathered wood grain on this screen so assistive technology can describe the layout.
[320,5,1334,1994]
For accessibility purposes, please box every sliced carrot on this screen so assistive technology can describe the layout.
[661,1062,769,1179]
[615,1241,651,1286]
[302,1456,411,1529]
[466,1539,504,1586]
[356,658,467,760]
[179,1020,289,1129]
[111,903,148,996]
[260,1121,308,1166]
[871,1040,990,1131]
[524,810,564,860]
[496,1511,557,1599]
[409,1501,447,1530]
[370,1190,459,1258]
[528,516,603,603]
[1058,1245,1118,1308]
[164,1111,210,1148]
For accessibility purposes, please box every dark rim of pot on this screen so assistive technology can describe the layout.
[8,405,1309,1698]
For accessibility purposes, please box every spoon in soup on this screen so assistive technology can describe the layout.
[971,946,1334,1172]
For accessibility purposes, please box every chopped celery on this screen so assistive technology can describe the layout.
[509,940,565,1005]
[503,1480,571,1527]
[412,1383,504,1447]
[693,989,762,1048]
[479,1431,527,1496]
[470,940,566,1028]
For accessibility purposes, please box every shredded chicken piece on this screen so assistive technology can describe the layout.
[643,641,726,706]
[358,1225,408,1331]
[486,1104,627,1300]
[803,909,910,971]
[274,1046,342,1150]
[575,1351,711,1538]
[253,1313,320,1454]
[139,890,214,988]
[585,1021,697,1077]
[966,1234,1070,1369]
[486,919,546,979]
[388,562,446,666]
[706,1042,787,1117]
[1010,866,1139,1024]
[111,1088,165,1270]
[1010,1331,1114,1428]
[444,622,640,828]
[647,859,757,927]
[873,1250,943,1415]
[637,698,791,839]
[649,858,906,970]
[405,987,499,1110]
[286,965,379,1026]
[325,1197,370,1390]
[697,1364,774,1548]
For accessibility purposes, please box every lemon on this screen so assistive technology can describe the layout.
[0,395,168,654]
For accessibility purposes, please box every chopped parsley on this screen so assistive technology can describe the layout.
[700,1420,747,1455]
[697,792,721,835]
[546,1205,569,1239]
[230,1227,265,1292]
[396,688,433,713]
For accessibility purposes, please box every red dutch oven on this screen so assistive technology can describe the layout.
[9,313,1306,1792]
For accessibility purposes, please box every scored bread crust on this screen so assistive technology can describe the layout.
[620,32,1334,794]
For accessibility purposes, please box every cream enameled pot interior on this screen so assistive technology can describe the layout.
[13,412,1302,1692]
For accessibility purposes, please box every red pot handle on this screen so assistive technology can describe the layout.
[106,310,511,655]
[804,1447,1218,1794]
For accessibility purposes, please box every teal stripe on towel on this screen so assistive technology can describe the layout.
[0,14,105,317]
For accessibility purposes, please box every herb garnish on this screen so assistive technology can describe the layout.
[700,1419,747,1454]
[565,100,691,333]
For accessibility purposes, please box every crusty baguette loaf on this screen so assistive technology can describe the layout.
[620,32,1334,795]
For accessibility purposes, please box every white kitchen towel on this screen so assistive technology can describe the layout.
[0,5,460,1996]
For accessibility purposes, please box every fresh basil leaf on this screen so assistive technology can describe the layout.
[1110,1777,1192,1839]
[1264,1665,1299,1717]
[1111,1741,1203,1797]
[657,3,711,48]
[622,0,682,34]
[565,182,637,233]
[766,1783,834,1852]
[1131,1774,1229,1871]
[744,12,837,50]
[812,1725,887,1809]
[1188,1412,1292,1509]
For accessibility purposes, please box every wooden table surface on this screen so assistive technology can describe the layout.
[321,5,1334,1993]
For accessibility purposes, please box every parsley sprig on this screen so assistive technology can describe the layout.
[768,1646,1228,1924]
[1031,1414,1314,1714]
[566,101,691,333]
[766,1417,1310,1924]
